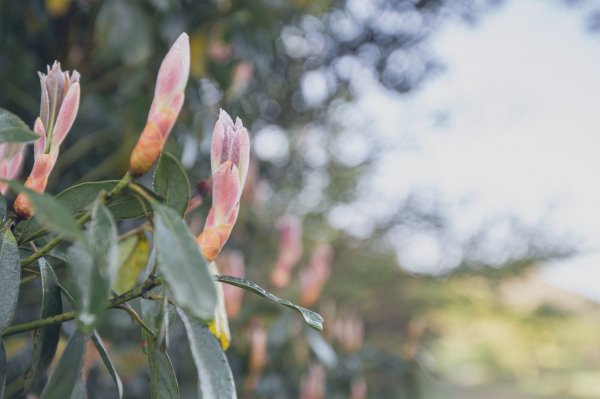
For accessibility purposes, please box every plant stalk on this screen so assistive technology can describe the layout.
[3,275,161,337]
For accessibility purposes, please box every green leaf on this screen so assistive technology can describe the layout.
[113,233,150,294]
[153,203,216,321]
[0,340,6,399]
[23,259,63,393]
[18,181,150,244]
[0,227,20,333]
[177,308,237,399]
[215,275,324,331]
[40,330,88,399]
[153,152,191,216]
[144,331,180,399]
[0,108,38,143]
[67,202,119,331]
[6,181,83,242]
[91,331,123,399]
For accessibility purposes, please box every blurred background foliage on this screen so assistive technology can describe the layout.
[2,0,600,398]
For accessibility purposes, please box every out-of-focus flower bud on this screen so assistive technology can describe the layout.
[333,314,364,353]
[208,261,231,350]
[0,143,25,195]
[270,215,303,288]
[299,243,333,308]
[129,33,190,176]
[227,61,253,100]
[244,321,267,392]
[299,363,326,399]
[220,252,246,318]
[196,110,250,262]
[14,62,80,219]
[349,378,368,399]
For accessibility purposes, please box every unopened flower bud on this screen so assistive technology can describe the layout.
[220,252,246,318]
[299,243,333,308]
[270,215,303,288]
[196,110,250,261]
[0,143,25,195]
[129,33,190,176]
[299,363,326,399]
[14,62,80,219]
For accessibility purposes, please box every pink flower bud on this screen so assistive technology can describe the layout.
[14,62,80,219]
[129,33,190,176]
[220,252,246,318]
[0,143,25,195]
[210,109,250,187]
[38,61,80,153]
[299,363,326,399]
[299,243,333,308]
[197,110,250,261]
[270,215,303,288]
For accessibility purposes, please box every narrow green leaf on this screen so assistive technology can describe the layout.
[40,330,88,399]
[67,202,119,331]
[0,227,20,333]
[144,331,180,399]
[6,181,83,242]
[70,376,87,399]
[215,275,324,331]
[23,259,63,393]
[0,340,6,399]
[153,152,191,216]
[177,308,237,399]
[113,233,149,294]
[91,331,123,399]
[153,203,216,321]
[18,181,150,244]
[0,108,38,143]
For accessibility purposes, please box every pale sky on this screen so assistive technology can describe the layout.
[342,0,600,299]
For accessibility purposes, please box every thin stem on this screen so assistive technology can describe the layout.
[115,303,155,337]
[2,276,162,337]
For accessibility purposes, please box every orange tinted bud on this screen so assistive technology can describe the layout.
[14,154,54,219]
[129,33,189,175]
[128,121,163,176]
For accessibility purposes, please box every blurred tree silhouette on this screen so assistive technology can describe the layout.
[0,0,579,398]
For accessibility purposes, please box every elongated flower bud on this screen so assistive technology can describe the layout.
[299,243,333,308]
[196,110,250,261]
[220,252,245,318]
[0,143,25,195]
[129,33,190,176]
[270,215,303,288]
[14,62,80,219]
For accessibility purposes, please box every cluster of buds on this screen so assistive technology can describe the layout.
[0,143,25,195]
[14,62,80,219]
[299,243,333,308]
[195,110,250,350]
[269,215,303,288]
[129,33,190,176]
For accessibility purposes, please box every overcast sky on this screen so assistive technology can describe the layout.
[343,0,600,299]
